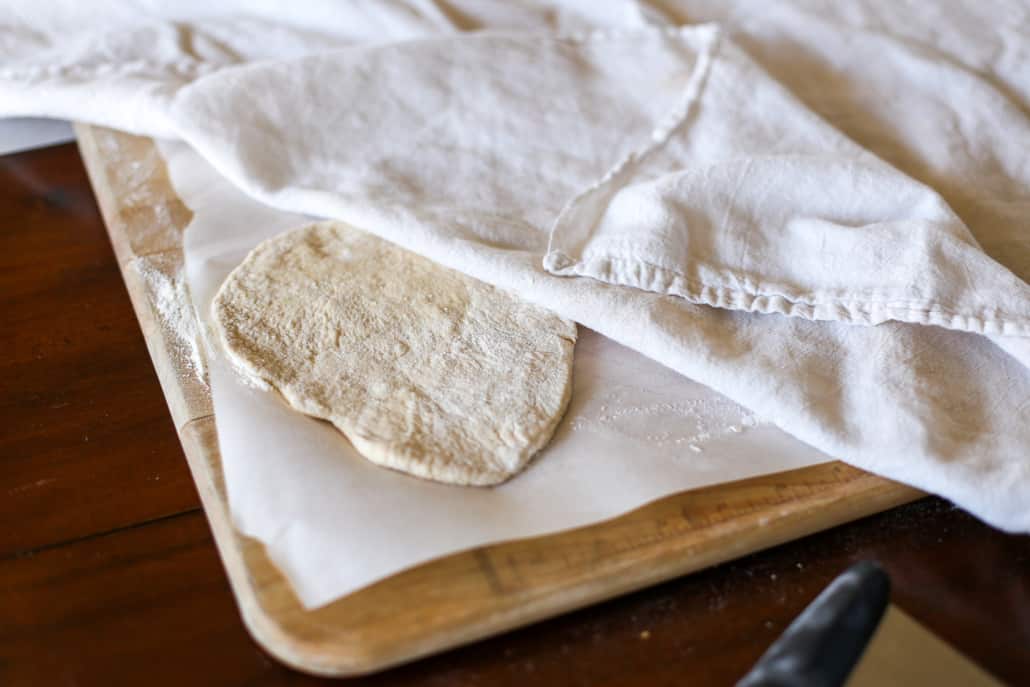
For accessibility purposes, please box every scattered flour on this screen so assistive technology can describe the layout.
[129,256,208,388]
[570,387,764,453]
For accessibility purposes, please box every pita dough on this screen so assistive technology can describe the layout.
[212,221,576,485]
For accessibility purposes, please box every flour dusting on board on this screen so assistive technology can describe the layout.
[129,256,208,388]
[571,387,765,453]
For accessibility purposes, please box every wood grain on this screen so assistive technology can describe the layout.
[73,124,924,676]
[0,143,200,556]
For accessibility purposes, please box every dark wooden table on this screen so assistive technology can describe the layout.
[2,142,1028,686]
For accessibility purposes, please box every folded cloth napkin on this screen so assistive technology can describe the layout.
[3,0,1028,532]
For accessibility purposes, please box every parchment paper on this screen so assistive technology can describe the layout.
[160,140,829,609]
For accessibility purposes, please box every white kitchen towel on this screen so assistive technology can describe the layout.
[0,0,655,136]
[167,25,1030,531]
[2,1,1028,533]
[171,26,1030,335]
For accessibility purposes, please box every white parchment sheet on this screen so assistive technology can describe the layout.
[160,141,828,609]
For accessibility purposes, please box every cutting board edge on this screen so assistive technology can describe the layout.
[74,123,925,677]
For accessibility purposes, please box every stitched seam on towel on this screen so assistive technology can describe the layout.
[544,25,721,261]
[569,244,944,304]
[562,246,1021,316]
[562,251,999,313]
[554,251,1028,331]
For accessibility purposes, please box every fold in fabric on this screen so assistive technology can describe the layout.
[0,0,476,136]
[547,154,1030,335]
[0,0,658,135]
[543,31,1030,335]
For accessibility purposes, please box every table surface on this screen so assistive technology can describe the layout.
[2,142,1028,687]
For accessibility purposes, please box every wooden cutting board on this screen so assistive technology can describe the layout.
[75,123,922,677]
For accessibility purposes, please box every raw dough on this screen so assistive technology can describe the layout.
[212,221,576,485]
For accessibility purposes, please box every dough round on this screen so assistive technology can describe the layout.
[212,221,576,485]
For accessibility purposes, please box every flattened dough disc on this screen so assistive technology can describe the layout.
[213,221,576,485]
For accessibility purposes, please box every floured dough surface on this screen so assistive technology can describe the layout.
[213,221,576,485]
